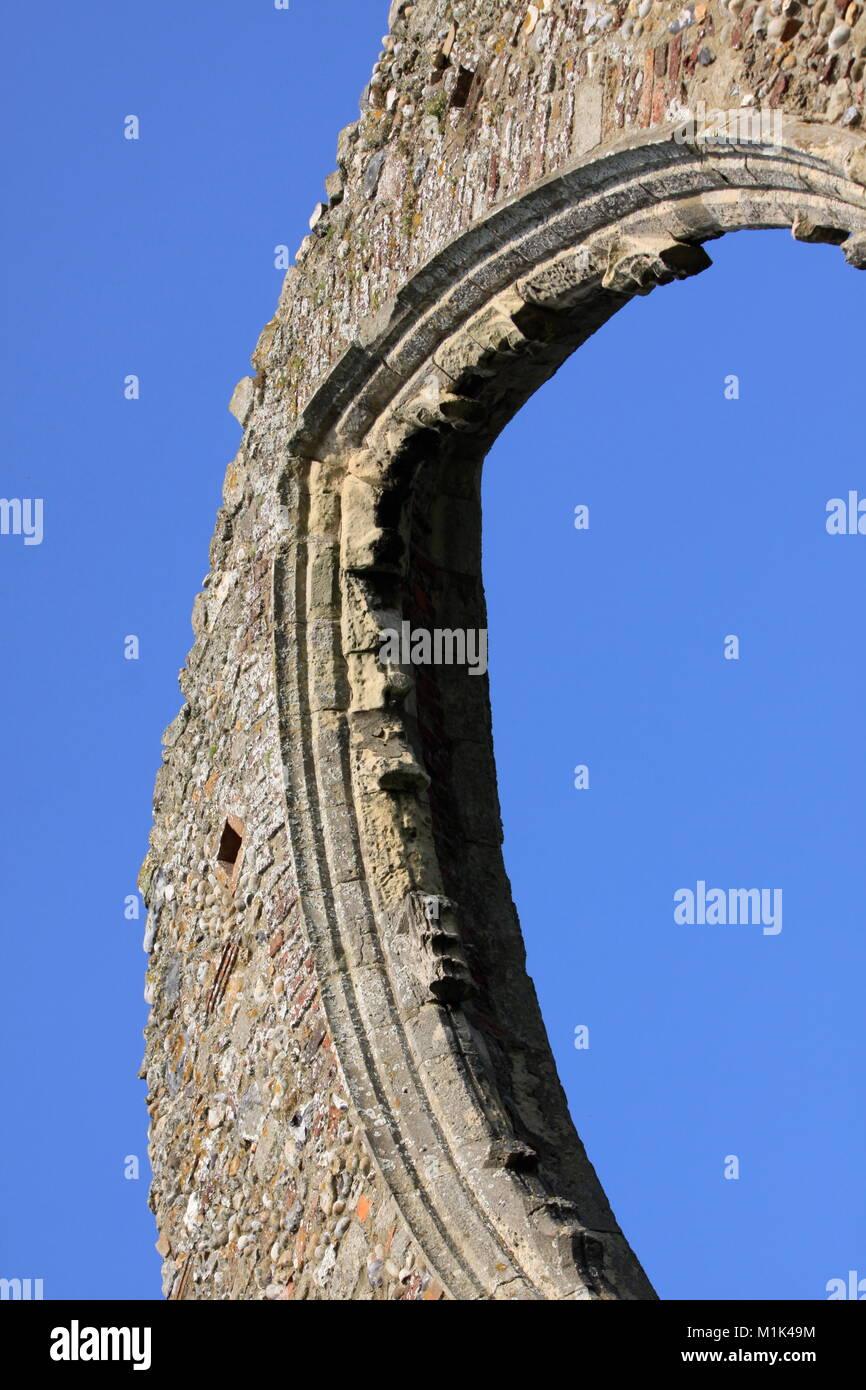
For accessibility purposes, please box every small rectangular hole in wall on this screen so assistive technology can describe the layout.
[450,66,475,108]
[217,818,243,874]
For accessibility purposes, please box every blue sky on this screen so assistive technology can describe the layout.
[1,0,863,1301]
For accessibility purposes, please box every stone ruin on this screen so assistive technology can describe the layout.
[140,0,866,1299]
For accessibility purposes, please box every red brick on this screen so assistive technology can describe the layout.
[668,33,683,82]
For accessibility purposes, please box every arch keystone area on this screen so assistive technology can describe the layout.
[141,1,866,1300]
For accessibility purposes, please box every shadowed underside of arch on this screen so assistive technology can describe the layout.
[142,0,866,1304]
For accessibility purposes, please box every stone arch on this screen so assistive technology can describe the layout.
[142,0,866,1303]
[271,128,866,1300]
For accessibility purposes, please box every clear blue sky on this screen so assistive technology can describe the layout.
[1,0,863,1301]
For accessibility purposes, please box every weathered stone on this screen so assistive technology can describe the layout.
[792,215,850,244]
[362,149,386,199]
[324,169,345,205]
[228,377,255,426]
[602,238,713,295]
[842,231,866,266]
[144,0,866,1303]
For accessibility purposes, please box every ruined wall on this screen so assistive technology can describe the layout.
[140,0,866,1300]
[256,0,866,419]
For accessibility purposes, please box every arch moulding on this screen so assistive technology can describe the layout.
[141,0,866,1303]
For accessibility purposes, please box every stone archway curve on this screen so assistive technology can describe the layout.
[270,124,866,1301]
